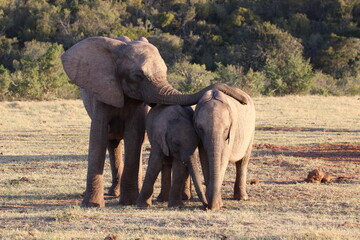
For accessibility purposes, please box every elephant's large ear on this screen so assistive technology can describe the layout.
[153,124,170,157]
[154,131,169,157]
[61,37,125,108]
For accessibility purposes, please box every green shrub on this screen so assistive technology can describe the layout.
[0,65,11,100]
[263,55,315,96]
[168,61,216,94]
[310,71,339,96]
[7,40,78,100]
[213,63,264,96]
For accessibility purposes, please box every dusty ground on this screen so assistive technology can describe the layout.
[1,97,359,239]
[254,141,360,163]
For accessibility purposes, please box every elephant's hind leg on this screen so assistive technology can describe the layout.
[234,146,252,201]
[107,139,123,197]
[182,174,192,200]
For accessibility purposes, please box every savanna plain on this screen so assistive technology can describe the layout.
[0,96,359,240]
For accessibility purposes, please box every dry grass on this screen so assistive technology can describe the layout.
[0,96,359,240]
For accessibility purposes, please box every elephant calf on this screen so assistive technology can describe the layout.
[137,105,207,208]
[193,89,255,210]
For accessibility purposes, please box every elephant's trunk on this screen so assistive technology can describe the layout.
[206,138,225,211]
[184,154,208,208]
[146,82,248,106]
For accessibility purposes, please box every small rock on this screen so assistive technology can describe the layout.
[250,179,260,185]
[306,169,325,183]
[104,234,119,240]
[335,176,350,183]
[321,175,333,183]
[20,177,31,182]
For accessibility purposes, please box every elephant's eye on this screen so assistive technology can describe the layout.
[130,71,145,82]
[134,73,145,82]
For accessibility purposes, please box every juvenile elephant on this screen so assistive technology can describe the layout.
[61,36,248,207]
[193,89,255,210]
[137,105,207,208]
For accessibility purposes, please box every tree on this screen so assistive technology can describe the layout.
[0,64,10,99]
[149,33,184,66]
[0,35,19,70]
[9,40,78,100]
[316,34,360,80]
[263,55,314,95]
[213,63,265,96]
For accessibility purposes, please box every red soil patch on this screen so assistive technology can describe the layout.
[254,142,360,163]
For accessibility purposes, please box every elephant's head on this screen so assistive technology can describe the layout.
[61,36,249,108]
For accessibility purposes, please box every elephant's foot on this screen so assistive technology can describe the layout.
[181,190,192,200]
[234,190,248,201]
[81,193,105,208]
[157,191,169,202]
[136,198,152,208]
[234,192,248,201]
[168,199,184,208]
[119,189,138,205]
[207,196,223,210]
[107,184,120,197]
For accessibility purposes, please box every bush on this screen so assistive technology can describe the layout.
[0,65,11,100]
[0,35,19,71]
[310,71,339,96]
[213,63,264,96]
[148,33,184,66]
[316,34,360,80]
[263,55,315,95]
[168,61,216,94]
[6,40,78,100]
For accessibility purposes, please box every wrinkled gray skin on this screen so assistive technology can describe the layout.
[137,105,207,208]
[194,89,255,210]
[80,89,146,199]
[61,36,249,207]
[157,161,192,202]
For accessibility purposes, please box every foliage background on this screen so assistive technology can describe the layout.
[0,0,359,100]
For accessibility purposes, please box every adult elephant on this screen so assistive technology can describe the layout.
[61,36,248,207]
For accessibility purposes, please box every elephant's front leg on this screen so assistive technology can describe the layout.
[82,117,108,207]
[169,160,188,207]
[137,147,164,207]
[120,108,146,205]
[108,139,123,197]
